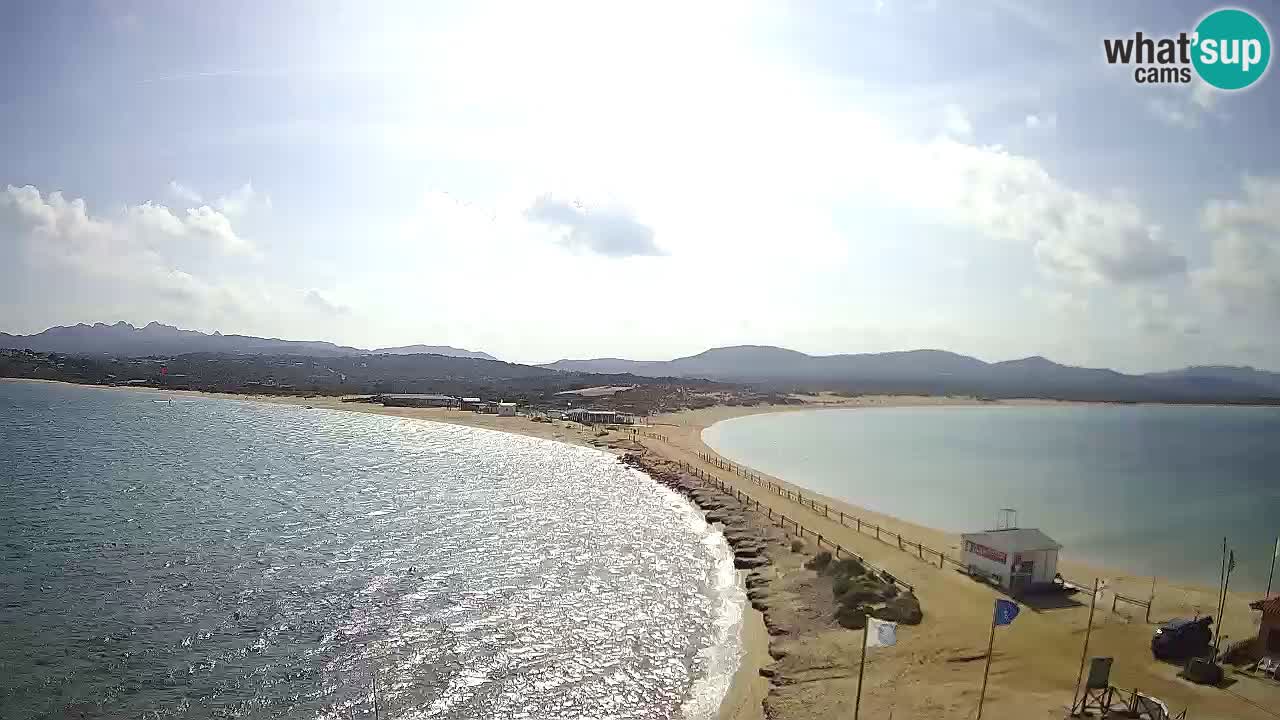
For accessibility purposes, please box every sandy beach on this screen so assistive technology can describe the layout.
[11,379,1277,719]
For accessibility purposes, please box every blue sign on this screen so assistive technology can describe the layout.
[994,599,1020,626]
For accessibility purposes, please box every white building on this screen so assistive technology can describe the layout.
[960,528,1061,593]
[497,402,517,417]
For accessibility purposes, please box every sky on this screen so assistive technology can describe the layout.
[1,1,1278,371]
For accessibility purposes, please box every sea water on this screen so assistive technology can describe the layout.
[0,381,743,719]
[703,404,1280,591]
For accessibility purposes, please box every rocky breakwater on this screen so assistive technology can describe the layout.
[621,449,927,720]
[620,453,780,612]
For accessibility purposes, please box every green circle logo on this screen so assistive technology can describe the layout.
[1193,8,1271,90]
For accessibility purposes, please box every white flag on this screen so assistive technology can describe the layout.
[866,616,897,648]
[1274,537,1279,559]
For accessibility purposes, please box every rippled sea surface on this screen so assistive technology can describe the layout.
[0,381,743,720]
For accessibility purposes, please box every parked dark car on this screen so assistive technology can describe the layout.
[1151,616,1213,660]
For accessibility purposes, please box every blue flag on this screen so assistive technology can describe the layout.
[994,599,1020,626]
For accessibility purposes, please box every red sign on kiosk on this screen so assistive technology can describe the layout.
[964,540,1008,565]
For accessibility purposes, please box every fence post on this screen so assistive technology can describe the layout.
[919,544,924,560]
[875,525,880,541]
[1112,594,1118,613]
[940,552,945,569]
[856,518,861,533]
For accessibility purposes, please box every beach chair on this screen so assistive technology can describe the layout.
[1133,693,1168,720]
[1259,655,1280,680]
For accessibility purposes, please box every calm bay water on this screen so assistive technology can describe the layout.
[0,381,743,720]
[703,404,1280,591]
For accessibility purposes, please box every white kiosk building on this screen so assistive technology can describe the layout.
[961,527,1062,593]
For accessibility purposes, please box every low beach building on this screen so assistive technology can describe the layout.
[378,394,456,408]
[960,528,1062,593]
[497,402,517,417]
[1250,597,1280,658]
[564,408,627,424]
[459,397,482,411]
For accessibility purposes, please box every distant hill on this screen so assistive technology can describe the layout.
[6,324,1279,403]
[0,322,364,357]
[1145,365,1280,393]
[0,322,497,361]
[372,344,498,361]
[543,346,996,383]
[542,345,1280,402]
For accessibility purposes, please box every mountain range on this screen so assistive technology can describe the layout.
[541,345,1280,401]
[0,322,494,361]
[371,344,498,361]
[4,324,1279,402]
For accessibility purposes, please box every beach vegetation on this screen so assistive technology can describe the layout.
[826,557,867,578]
[835,604,868,629]
[804,550,833,571]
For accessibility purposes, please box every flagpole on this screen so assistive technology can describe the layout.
[1217,536,1227,612]
[1070,578,1100,715]
[1213,537,1227,650]
[976,605,998,720]
[854,619,869,720]
[1267,536,1278,599]
[1213,545,1233,653]
[1215,550,1235,657]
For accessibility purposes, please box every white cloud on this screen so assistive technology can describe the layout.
[1191,78,1216,111]
[524,194,663,257]
[168,180,203,204]
[128,201,187,236]
[0,184,272,330]
[941,103,973,138]
[1025,112,1057,130]
[303,289,349,316]
[1146,97,1198,129]
[1148,78,1218,129]
[1126,289,1199,336]
[1196,175,1280,315]
[183,205,255,255]
[168,180,269,221]
[214,182,269,218]
[877,139,1186,285]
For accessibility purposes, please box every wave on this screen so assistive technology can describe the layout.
[637,469,748,720]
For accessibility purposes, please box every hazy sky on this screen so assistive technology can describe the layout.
[2,1,1278,370]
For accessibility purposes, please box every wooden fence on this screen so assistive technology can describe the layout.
[676,460,914,593]
[691,450,966,574]
[636,439,1162,620]
[1112,592,1154,623]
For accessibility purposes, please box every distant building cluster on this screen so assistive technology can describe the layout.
[374,394,520,416]
[367,393,636,425]
[562,408,636,425]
